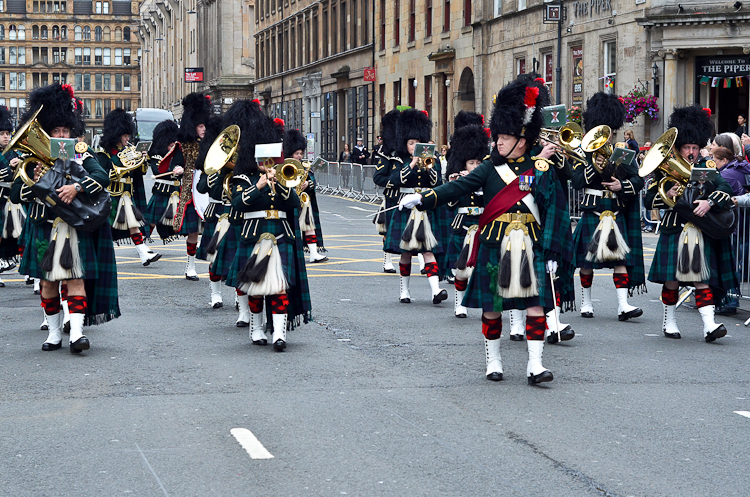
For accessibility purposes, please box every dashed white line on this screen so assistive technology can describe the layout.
[230,428,274,459]
[734,411,750,419]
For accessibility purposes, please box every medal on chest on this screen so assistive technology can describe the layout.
[519,174,535,192]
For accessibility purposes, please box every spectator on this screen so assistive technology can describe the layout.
[713,146,750,197]
[370,135,384,164]
[736,114,748,137]
[624,129,639,152]
[339,143,351,162]
[339,143,351,188]
[349,137,368,165]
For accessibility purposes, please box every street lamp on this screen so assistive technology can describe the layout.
[651,62,659,82]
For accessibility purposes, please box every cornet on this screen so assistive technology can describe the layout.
[538,122,586,167]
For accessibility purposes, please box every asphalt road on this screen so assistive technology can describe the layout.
[1,194,749,497]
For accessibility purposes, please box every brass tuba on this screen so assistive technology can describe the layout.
[638,128,692,208]
[108,145,147,195]
[205,125,240,175]
[4,106,54,187]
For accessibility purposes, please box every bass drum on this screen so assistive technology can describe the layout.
[191,170,210,220]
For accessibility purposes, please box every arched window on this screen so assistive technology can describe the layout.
[0,26,4,41]
[74,25,81,41]
[61,25,67,40]
[95,26,102,41]
[8,25,16,41]
[41,25,48,40]
[83,26,90,40]
[17,25,25,40]
[114,27,121,41]
[103,26,110,42]
[123,26,130,41]
[32,25,39,40]
[52,25,59,40]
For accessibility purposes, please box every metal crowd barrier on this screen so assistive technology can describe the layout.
[732,206,750,300]
[315,161,382,202]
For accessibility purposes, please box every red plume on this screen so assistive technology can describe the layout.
[62,84,75,99]
[205,95,211,102]
[274,118,285,127]
[252,99,260,105]
[535,77,545,85]
[484,127,491,138]
[703,108,712,117]
[421,110,429,118]
[524,87,539,108]
[480,114,485,125]
[618,96,625,104]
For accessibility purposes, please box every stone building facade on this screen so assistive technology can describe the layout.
[0,0,142,139]
[254,0,374,160]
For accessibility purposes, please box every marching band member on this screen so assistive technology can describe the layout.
[645,106,738,342]
[283,128,328,263]
[97,109,162,266]
[373,109,401,273]
[10,83,120,353]
[399,75,575,384]
[225,99,311,350]
[384,108,448,305]
[573,92,645,321]
[144,120,182,243]
[444,118,489,318]
[176,92,211,281]
[0,105,22,284]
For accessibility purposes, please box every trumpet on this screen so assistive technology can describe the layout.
[538,122,587,166]
[639,128,692,208]
[417,156,435,170]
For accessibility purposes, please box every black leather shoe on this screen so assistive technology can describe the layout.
[432,289,448,304]
[581,311,593,318]
[40,322,49,331]
[26,276,34,285]
[400,297,411,303]
[273,339,286,352]
[455,312,467,318]
[42,341,62,351]
[143,253,162,266]
[252,338,268,346]
[310,256,329,263]
[618,308,643,321]
[0,281,5,288]
[236,320,249,328]
[559,327,575,341]
[70,336,90,354]
[663,330,681,339]
[509,334,525,341]
[486,372,503,381]
[63,320,70,334]
[383,267,397,274]
[705,324,727,342]
[527,370,554,385]
[185,274,199,281]
[212,301,223,309]
[420,268,427,275]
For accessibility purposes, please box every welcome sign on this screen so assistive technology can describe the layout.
[696,55,750,78]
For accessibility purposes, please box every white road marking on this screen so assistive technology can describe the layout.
[347,205,376,212]
[230,428,274,459]
[645,334,660,337]
[734,411,750,419]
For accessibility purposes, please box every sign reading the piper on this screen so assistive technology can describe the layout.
[572,47,584,106]
[696,55,750,78]
[185,67,204,83]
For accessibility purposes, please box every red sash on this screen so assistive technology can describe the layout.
[158,142,182,174]
[466,170,534,267]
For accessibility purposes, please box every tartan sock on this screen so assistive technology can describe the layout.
[424,262,439,277]
[525,315,546,341]
[662,286,679,306]
[41,296,61,315]
[186,242,198,256]
[209,271,221,282]
[67,296,87,314]
[60,283,68,301]
[305,234,317,245]
[481,315,502,339]
[580,272,593,288]
[613,273,629,289]
[130,232,144,245]
[454,278,468,292]
[695,288,714,308]
[399,263,411,277]
[248,296,264,313]
[555,290,561,308]
[236,289,246,296]
[269,294,289,314]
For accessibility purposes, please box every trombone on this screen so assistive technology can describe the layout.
[538,122,587,167]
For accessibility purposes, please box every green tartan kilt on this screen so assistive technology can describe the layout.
[144,191,170,226]
[383,208,445,255]
[210,224,239,278]
[19,220,120,325]
[226,236,300,291]
[648,230,740,293]
[572,209,632,269]
[464,241,555,313]
[17,210,32,250]
[196,203,227,261]
[177,203,202,235]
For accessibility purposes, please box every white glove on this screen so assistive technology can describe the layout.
[399,193,423,210]
[546,260,558,274]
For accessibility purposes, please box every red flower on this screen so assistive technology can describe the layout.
[61,84,75,99]
[524,87,539,108]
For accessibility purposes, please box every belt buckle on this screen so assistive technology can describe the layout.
[265,210,280,220]
[466,207,481,216]
[512,213,526,223]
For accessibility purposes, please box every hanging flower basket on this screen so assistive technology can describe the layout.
[622,87,659,124]
[568,105,582,124]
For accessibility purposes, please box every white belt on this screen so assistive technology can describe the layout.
[155,179,179,186]
[242,210,287,220]
[0,181,11,188]
[457,207,484,215]
[118,177,133,184]
[400,187,425,194]
[209,199,222,204]
[584,188,618,199]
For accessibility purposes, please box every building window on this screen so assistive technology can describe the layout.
[83,26,90,40]
[409,0,415,42]
[74,25,81,41]
[32,25,39,39]
[17,47,24,64]
[393,80,401,107]
[518,0,526,10]
[426,0,432,37]
[41,25,48,39]
[114,48,122,66]
[0,73,4,90]
[103,2,108,13]
[114,27,121,42]
[9,47,16,64]
[9,72,16,90]
[95,1,101,13]
[424,76,432,118]
[408,78,416,107]
[103,73,111,91]
[95,47,102,65]
[74,47,82,65]
[603,40,616,94]
[123,74,130,91]
[103,48,110,65]
[464,0,471,26]
[83,73,90,91]
[18,25,24,40]
[83,47,91,65]
[61,26,67,40]
[123,48,130,65]
[379,83,386,119]
[103,26,110,41]
[544,53,553,86]
[95,26,102,41]
[95,98,103,118]
[379,0,385,50]
[443,0,450,32]
[83,98,91,118]
[115,73,122,91]
[9,25,16,40]
[74,73,81,91]
[95,73,102,90]
[516,57,526,76]
[104,98,111,114]
[123,27,130,41]
[0,26,4,40]
[0,48,4,64]
[394,0,400,47]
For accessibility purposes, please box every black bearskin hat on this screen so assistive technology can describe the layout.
[19,83,85,136]
[668,105,714,150]
[454,110,484,130]
[446,124,490,178]
[582,92,626,132]
[380,109,401,156]
[489,74,548,145]
[179,92,212,143]
[195,113,226,172]
[283,128,307,158]
[149,120,179,158]
[224,99,284,177]
[100,108,135,151]
[0,106,13,133]
[396,109,432,156]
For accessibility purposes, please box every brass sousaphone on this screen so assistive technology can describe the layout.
[4,106,54,187]
[205,124,241,198]
[638,128,692,208]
